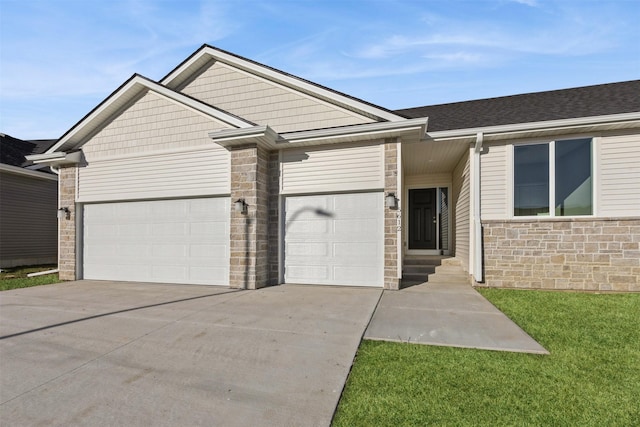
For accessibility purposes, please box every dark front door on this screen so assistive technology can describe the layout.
[408,188,437,250]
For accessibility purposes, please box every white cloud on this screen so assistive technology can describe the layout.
[509,0,539,7]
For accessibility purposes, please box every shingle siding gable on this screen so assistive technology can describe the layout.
[179,61,374,133]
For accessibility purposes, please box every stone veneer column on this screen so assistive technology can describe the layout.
[384,141,400,290]
[58,166,77,280]
[229,145,269,289]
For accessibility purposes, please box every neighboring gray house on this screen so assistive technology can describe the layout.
[28,45,640,291]
[1,134,58,268]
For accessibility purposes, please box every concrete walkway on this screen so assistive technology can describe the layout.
[1,279,548,426]
[365,282,549,354]
[0,281,381,427]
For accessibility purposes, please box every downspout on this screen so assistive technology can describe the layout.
[473,132,483,283]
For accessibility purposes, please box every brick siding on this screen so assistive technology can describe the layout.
[482,218,640,291]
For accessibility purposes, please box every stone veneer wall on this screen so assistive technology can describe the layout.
[482,218,640,291]
[384,141,400,290]
[229,145,270,289]
[58,166,77,281]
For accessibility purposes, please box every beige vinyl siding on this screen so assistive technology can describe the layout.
[0,172,57,268]
[480,143,508,219]
[82,90,232,159]
[180,61,374,133]
[598,132,640,217]
[452,149,470,273]
[78,147,230,203]
[281,143,384,194]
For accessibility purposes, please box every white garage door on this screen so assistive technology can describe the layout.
[284,192,383,287]
[83,198,229,285]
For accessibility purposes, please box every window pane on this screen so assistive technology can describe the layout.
[555,138,592,216]
[514,144,549,216]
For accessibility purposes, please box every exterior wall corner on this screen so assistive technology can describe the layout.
[58,166,77,281]
[229,145,270,289]
[384,141,400,290]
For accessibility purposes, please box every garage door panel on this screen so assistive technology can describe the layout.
[190,244,227,258]
[152,223,188,236]
[286,219,329,234]
[286,242,329,257]
[190,222,228,238]
[284,192,383,287]
[333,197,379,214]
[286,196,329,212]
[334,242,378,259]
[151,265,188,281]
[286,265,330,281]
[83,198,229,285]
[334,219,380,236]
[334,266,379,283]
[151,244,187,258]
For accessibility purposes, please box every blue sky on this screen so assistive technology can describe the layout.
[1,0,639,139]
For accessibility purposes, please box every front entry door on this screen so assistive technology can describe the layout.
[408,188,437,250]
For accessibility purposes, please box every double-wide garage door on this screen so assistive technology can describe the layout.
[284,192,384,287]
[83,198,229,285]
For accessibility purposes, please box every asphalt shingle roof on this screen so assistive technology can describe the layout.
[395,80,640,132]
[0,134,57,168]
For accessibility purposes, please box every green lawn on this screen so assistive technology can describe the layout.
[333,290,640,426]
[0,265,60,291]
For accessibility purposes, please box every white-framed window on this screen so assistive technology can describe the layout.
[513,138,592,217]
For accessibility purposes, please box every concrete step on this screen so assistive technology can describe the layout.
[441,257,463,267]
[399,278,428,288]
[402,273,430,281]
[402,257,446,266]
[426,273,470,283]
[401,256,466,286]
[434,264,466,274]
[402,265,436,275]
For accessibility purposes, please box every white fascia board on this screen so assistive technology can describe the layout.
[163,46,406,122]
[27,150,83,167]
[209,125,279,149]
[209,119,428,150]
[279,117,429,145]
[0,163,58,181]
[47,75,252,155]
[425,112,640,142]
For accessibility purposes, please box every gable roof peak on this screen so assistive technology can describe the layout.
[161,44,406,122]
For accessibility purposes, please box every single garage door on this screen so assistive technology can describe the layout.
[284,192,383,287]
[83,198,229,285]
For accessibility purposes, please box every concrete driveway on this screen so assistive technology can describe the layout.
[0,281,381,426]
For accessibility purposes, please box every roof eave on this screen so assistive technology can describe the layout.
[209,118,429,150]
[424,112,640,142]
[0,163,58,181]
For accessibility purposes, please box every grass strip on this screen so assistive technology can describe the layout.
[333,290,640,426]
